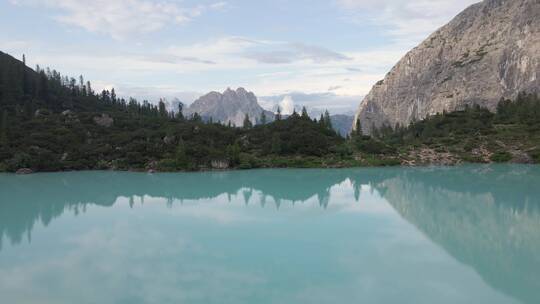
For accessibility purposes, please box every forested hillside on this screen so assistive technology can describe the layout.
[1,51,539,173]
[0,51,349,172]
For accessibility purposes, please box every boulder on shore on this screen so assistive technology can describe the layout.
[16,168,33,175]
[211,160,230,170]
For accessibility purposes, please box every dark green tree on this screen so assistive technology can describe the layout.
[227,143,241,165]
[275,106,282,121]
[243,113,253,129]
[324,110,332,130]
[158,99,168,118]
[271,133,282,154]
[354,118,363,137]
[260,111,267,125]
[176,102,185,120]
[301,106,309,119]
[0,110,8,146]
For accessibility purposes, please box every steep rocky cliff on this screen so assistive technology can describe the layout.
[354,0,540,134]
[185,88,273,126]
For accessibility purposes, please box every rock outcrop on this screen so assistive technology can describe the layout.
[354,0,540,134]
[185,88,274,126]
[93,114,114,128]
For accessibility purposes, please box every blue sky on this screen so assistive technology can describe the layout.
[0,0,479,114]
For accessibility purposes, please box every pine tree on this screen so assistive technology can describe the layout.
[158,99,167,118]
[175,139,189,169]
[275,106,282,121]
[301,106,309,119]
[260,111,267,125]
[0,110,8,146]
[176,102,184,120]
[271,133,282,154]
[111,88,117,103]
[86,81,93,96]
[191,112,202,122]
[324,110,332,130]
[354,118,363,137]
[243,113,253,129]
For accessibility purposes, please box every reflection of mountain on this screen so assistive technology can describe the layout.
[374,166,540,304]
[1,165,539,303]
[0,170,353,249]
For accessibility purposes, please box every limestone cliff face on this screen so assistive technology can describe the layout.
[185,88,273,126]
[354,0,540,134]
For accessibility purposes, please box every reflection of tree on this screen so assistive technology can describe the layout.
[0,170,357,249]
[374,165,540,304]
[1,165,539,304]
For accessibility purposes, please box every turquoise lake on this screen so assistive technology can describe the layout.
[0,165,539,303]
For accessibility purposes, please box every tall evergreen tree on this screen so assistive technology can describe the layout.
[275,106,282,121]
[0,110,8,146]
[324,110,332,130]
[158,99,168,118]
[243,113,253,129]
[111,88,117,103]
[260,111,267,125]
[86,81,93,96]
[354,118,363,137]
[271,133,282,154]
[301,106,309,119]
[176,102,185,120]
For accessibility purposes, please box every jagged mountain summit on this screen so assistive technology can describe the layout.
[185,88,274,126]
[354,0,540,134]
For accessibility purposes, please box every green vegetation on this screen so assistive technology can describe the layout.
[0,52,351,172]
[0,50,539,173]
[369,92,540,165]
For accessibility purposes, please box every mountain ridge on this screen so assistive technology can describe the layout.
[185,87,274,126]
[354,0,540,134]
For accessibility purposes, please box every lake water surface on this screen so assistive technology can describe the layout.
[0,165,539,304]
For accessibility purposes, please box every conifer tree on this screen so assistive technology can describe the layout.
[0,110,8,146]
[260,111,267,125]
[176,102,184,120]
[301,106,309,119]
[324,110,332,130]
[111,88,117,103]
[158,99,168,118]
[275,106,282,121]
[354,118,363,137]
[243,113,253,129]
[271,133,282,154]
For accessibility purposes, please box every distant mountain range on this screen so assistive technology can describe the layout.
[184,88,274,126]
[182,87,354,135]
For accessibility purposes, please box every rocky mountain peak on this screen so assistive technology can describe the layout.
[353,0,540,134]
[185,88,273,126]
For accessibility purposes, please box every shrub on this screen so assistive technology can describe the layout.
[490,152,512,163]
[529,149,540,164]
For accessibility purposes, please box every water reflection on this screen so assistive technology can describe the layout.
[0,165,539,303]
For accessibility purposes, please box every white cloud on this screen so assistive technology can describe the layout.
[9,0,228,40]
[337,0,480,45]
[245,42,352,64]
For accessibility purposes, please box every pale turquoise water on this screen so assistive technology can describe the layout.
[0,165,539,304]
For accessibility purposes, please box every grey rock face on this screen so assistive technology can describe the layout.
[354,0,540,134]
[93,114,114,128]
[330,114,354,137]
[185,88,273,126]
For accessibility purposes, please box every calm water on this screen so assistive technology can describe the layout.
[0,165,539,304]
